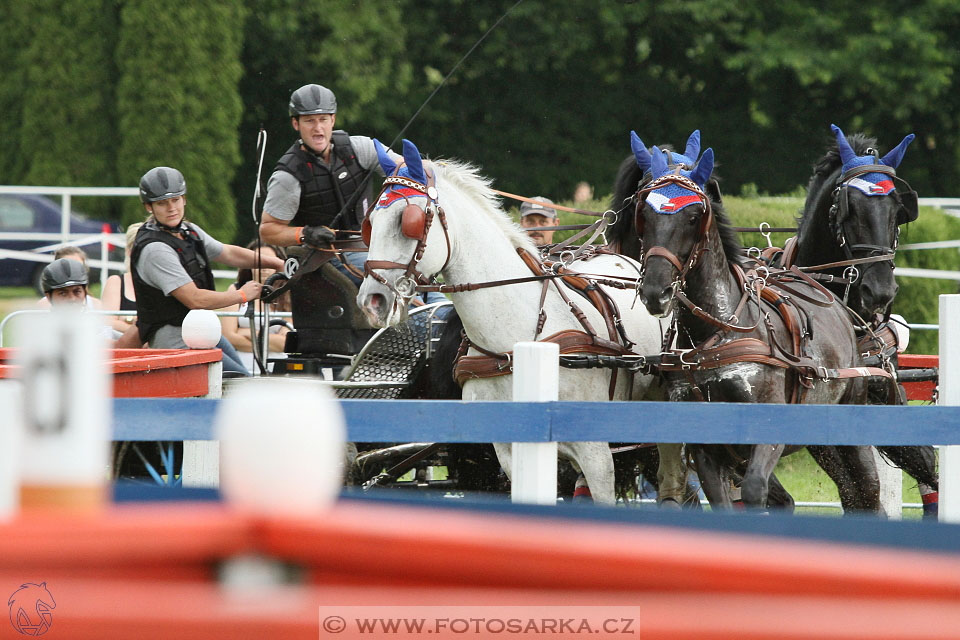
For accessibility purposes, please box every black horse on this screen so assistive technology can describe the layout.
[618,130,883,512]
[794,126,938,517]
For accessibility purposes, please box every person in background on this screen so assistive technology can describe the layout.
[101,223,142,334]
[219,241,293,373]
[39,258,119,343]
[36,246,101,309]
[573,181,594,204]
[519,196,559,246]
[131,166,283,375]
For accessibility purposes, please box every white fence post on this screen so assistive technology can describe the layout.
[939,295,960,523]
[17,309,110,510]
[874,449,902,520]
[511,342,558,505]
[60,193,71,243]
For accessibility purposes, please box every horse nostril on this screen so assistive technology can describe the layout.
[658,288,674,308]
[370,293,386,311]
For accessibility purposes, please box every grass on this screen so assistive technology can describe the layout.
[774,448,924,518]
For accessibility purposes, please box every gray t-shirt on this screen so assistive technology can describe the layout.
[263,135,389,222]
[134,222,224,348]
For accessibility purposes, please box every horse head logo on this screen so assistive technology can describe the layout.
[8,583,56,636]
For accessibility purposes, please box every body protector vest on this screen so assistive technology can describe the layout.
[274,130,372,232]
[131,219,216,343]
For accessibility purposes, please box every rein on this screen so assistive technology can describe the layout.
[634,173,893,399]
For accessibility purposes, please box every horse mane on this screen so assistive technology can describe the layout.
[608,153,643,247]
[431,160,537,252]
[711,200,745,266]
[800,132,879,236]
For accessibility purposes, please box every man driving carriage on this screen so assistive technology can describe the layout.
[258,84,447,360]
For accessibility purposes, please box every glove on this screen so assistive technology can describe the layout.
[300,225,335,247]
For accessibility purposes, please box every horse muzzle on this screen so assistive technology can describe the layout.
[357,277,401,327]
[640,280,676,318]
[858,269,898,318]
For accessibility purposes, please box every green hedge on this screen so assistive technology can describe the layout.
[520,195,960,355]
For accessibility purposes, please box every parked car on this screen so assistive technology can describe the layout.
[0,194,122,292]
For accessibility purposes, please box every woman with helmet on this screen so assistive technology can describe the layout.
[131,166,284,374]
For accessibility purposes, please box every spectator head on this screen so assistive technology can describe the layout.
[519,197,558,246]
[42,258,89,307]
[53,245,88,266]
[573,181,594,204]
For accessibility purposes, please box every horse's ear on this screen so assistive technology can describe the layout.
[689,148,714,186]
[831,124,857,167]
[705,178,723,204]
[374,138,397,176]
[880,133,916,169]
[630,131,653,172]
[684,130,701,161]
[401,139,427,184]
[897,189,919,225]
[650,145,668,178]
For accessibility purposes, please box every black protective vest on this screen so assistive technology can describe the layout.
[274,130,371,231]
[130,220,216,343]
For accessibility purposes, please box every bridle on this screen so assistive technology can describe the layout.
[827,158,919,282]
[636,173,714,287]
[362,167,451,302]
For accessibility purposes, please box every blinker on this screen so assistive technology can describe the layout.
[401,203,427,240]
[361,202,428,247]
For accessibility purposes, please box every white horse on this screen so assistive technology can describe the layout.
[356,139,676,505]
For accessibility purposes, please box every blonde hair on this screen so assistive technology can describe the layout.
[124,222,143,272]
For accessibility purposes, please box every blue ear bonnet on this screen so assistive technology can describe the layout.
[831,124,915,197]
[374,138,429,209]
[631,130,714,214]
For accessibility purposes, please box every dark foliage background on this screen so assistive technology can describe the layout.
[2,0,958,245]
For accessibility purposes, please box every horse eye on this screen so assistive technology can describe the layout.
[687,212,701,225]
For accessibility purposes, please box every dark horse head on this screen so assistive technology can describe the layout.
[624,132,740,317]
[797,125,917,321]
[609,130,723,260]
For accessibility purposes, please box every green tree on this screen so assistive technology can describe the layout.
[116,0,246,236]
[0,2,30,184]
[17,1,120,219]
[689,0,960,196]
[233,0,412,243]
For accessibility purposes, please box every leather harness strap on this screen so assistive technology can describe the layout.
[453,248,638,398]
[453,329,632,386]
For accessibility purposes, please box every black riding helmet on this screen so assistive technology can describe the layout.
[139,166,187,203]
[41,258,88,293]
[288,84,337,116]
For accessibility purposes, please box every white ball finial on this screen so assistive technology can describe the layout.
[182,309,222,349]
[215,379,347,515]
